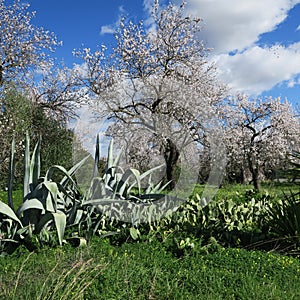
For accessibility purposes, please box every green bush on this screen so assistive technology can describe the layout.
[266,191,300,247]
[0,86,74,189]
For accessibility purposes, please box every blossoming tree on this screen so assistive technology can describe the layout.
[75,1,227,188]
[0,0,60,86]
[224,94,299,190]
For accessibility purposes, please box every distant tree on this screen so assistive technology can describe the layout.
[0,85,74,189]
[0,86,31,187]
[75,1,227,188]
[224,94,300,190]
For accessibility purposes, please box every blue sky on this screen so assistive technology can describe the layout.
[27,0,300,106]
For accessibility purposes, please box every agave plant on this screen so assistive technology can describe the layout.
[80,136,184,240]
[0,133,88,254]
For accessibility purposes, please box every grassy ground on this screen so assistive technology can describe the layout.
[0,238,300,300]
[192,181,299,203]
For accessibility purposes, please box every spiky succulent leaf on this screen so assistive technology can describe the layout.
[35,212,66,246]
[23,132,31,200]
[8,137,15,210]
[0,201,22,227]
[29,136,41,189]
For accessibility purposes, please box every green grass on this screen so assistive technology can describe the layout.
[0,238,300,300]
[192,182,299,204]
[0,189,23,208]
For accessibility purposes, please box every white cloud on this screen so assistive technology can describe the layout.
[100,25,115,35]
[297,24,300,31]
[172,0,300,96]
[100,6,125,35]
[182,0,300,53]
[215,42,300,95]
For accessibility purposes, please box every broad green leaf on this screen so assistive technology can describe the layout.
[46,165,74,184]
[0,201,22,227]
[82,198,130,206]
[53,212,66,246]
[129,227,139,240]
[106,139,114,171]
[140,164,164,180]
[105,139,123,178]
[116,168,140,196]
[17,198,45,217]
[43,181,59,212]
[123,168,141,194]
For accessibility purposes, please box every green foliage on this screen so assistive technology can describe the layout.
[2,127,300,259]
[283,150,300,183]
[0,86,74,189]
[266,191,300,245]
[32,106,74,176]
[146,191,270,252]
[0,86,32,188]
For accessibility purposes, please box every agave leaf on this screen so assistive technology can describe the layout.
[105,139,123,178]
[129,227,139,240]
[151,180,171,194]
[35,212,66,246]
[23,132,31,200]
[17,198,45,217]
[29,136,41,189]
[45,165,75,183]
[93,134,100,178]
[8,137,15,210]
[138,193,166,201]
[69,209,84,225]
[43,181,59,212]
[119,168,141,196]
[52,212,66,246]
[0,201,22,227]
[106,139,114,172]
[99,231,120,238]
[113,148,123,171]
[140,164,164,181]
[60,155,90,187]
[88,177,109,199]
[82,198,129,206]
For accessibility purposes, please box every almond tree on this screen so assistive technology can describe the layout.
[0,0,61,86]
[224,94,299,190]
[0,0,83,185]
[75,1,227,188]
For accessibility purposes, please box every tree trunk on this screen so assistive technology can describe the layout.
[247,153,260,191]
[162,138,180,190]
